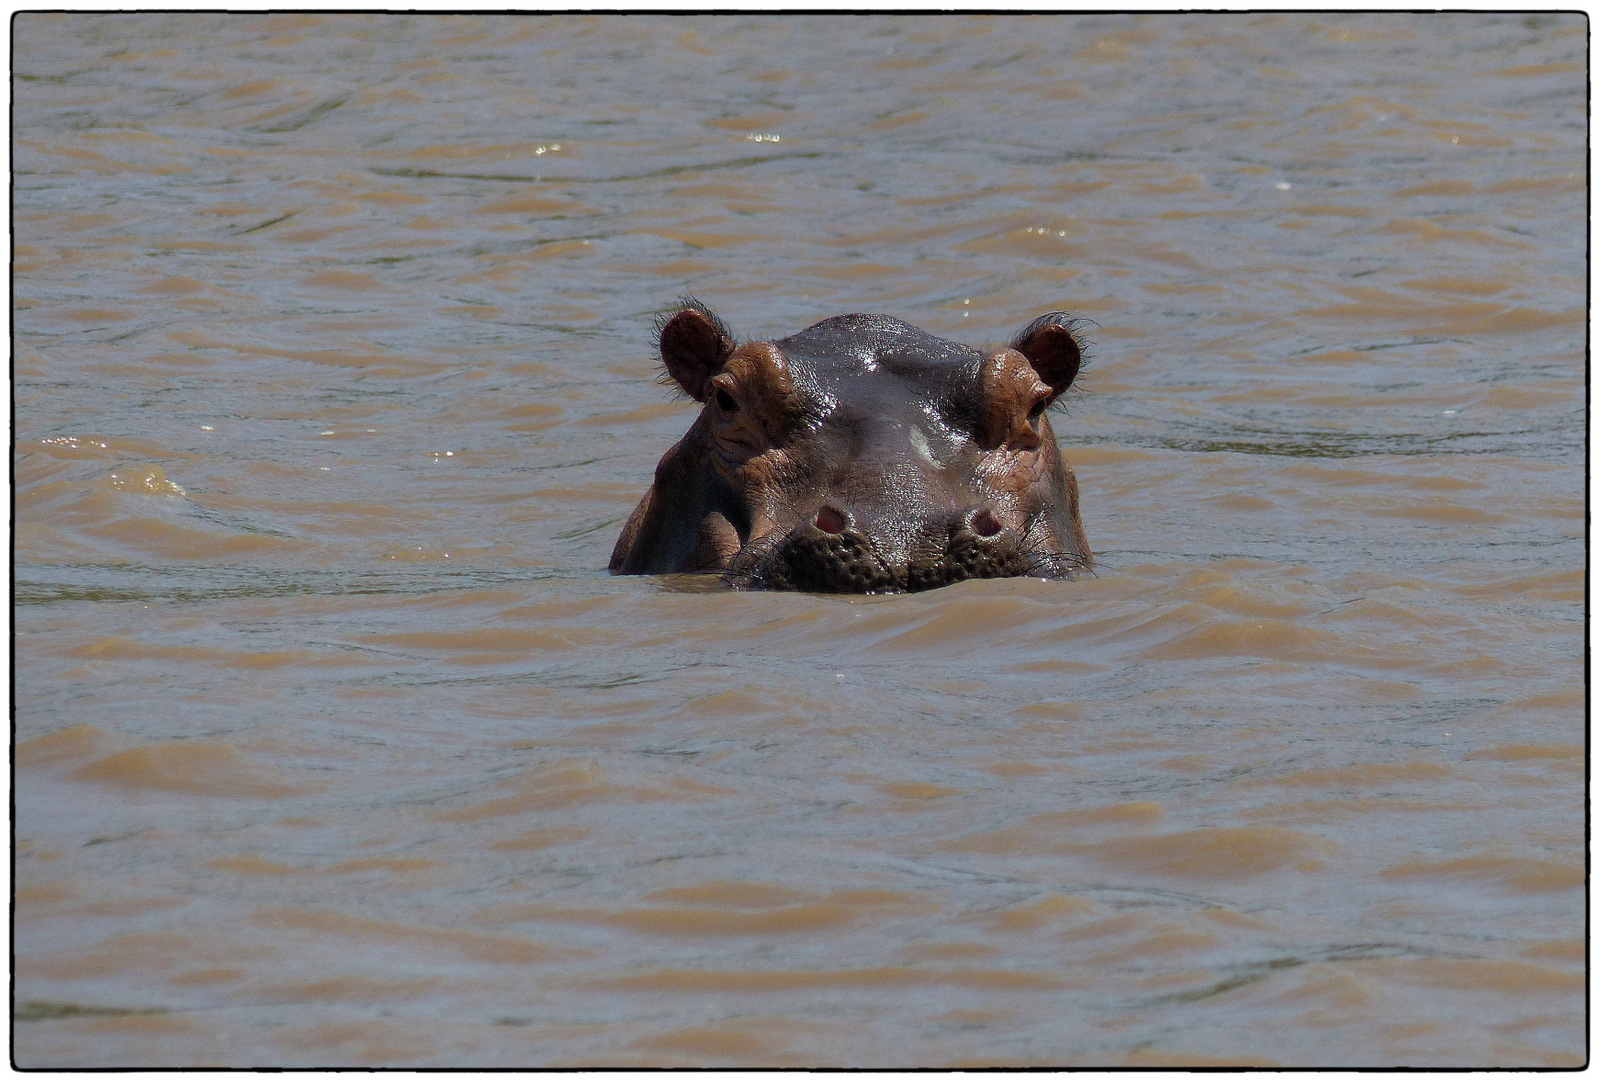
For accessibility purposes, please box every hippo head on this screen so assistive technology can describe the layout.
[610,299,1093,593]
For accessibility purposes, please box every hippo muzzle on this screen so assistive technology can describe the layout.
[730,505,1070,594]
[610,300,1093,594]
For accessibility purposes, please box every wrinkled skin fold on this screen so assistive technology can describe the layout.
[610,299,1094,593]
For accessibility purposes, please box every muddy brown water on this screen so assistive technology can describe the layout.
[12,12,1586,1068]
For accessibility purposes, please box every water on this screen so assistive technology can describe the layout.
[12,12,1585,1068]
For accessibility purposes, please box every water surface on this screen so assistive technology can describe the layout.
[13,12,1586,1068]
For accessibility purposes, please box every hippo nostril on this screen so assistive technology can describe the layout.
[971,508,1003,538]
[814,505,848,535]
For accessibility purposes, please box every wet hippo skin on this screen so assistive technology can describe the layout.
[610,299,1094,593]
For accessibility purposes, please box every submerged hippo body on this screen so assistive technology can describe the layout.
[610,300,1093,593]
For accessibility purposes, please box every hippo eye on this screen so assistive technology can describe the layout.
[1027,398,1048,422]
[715,387,739,413]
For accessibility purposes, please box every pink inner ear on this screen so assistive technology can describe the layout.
[660,309,732,401]
[1017,324,1081,394]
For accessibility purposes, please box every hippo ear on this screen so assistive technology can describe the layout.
[658,300,736,402]
[1010,313,1083,398]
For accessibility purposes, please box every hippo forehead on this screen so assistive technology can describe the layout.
[772,314,987,431]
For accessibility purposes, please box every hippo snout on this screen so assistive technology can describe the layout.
[733,505,897,593]
[730,504,1057,594]
[905,506,1043,593]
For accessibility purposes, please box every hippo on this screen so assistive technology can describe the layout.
[609,299,1093,593]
